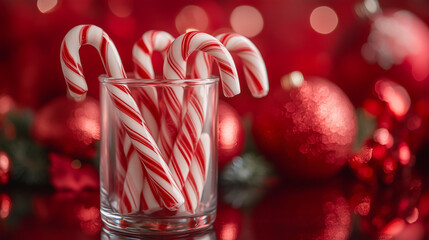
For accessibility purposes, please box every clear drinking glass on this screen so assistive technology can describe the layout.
[99,75,219,235]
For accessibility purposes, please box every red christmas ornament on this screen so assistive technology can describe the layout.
[217,100,245,170]
[49,153,99,192]
[0,151,11,185]
[252,73,357,180]
[252,182,351,240]
[32,96,100,159]
[333,5,429,105]
[364,9,429,98]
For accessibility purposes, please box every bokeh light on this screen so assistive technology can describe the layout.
[406,208,419,224]
[0,95,15,115]
[375,79,411,118]
[220,222,239,240]
[175,5,209,34]
[230,5,264,38]
[0,194,11,219]
[380,218,405,236]
[37,0,58,14]
[108,0,132,18]
[374,128,394,148]
[219,113,241,150]
[398,142,411,165]
[0,152,11,185]
[310,6,338,34]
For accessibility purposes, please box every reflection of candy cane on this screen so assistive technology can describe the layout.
[192,33,269,97]
[163,31,240,192]
[60,25,184,210]
[125,30,174,213]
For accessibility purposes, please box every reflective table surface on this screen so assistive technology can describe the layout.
[0,175,427,240]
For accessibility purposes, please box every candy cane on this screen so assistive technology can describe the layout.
[132,30,174,140]
[163,31,240,192]
[122,30,174,213]
[180,33,268,213]
[181,134,211,213]
[60,24,184,210]
[192,33,269,97]
[115,125,128,203]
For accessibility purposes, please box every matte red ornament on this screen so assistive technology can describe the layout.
[252,74,357,180]
[217,100,245,170]
[32,96,100,159]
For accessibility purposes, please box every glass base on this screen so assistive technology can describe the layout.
[100,208,216,236]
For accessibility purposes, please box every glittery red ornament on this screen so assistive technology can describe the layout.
[0,151,11,185]
[32,96,100,159]
[252,73,357,180]
[252,183,351,240]
[218,100,245,170]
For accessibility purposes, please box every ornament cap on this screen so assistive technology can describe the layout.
[281,71,304,90]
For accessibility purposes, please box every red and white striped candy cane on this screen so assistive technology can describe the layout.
[60,24,184,210]
[122,30,174,213]
[181,133,211,213]
[192,33,269,97]
[163,31,240,190]
[179,33,269,213]
[115,125,128,203]
[119,147,142,213]
[132,30,174,140]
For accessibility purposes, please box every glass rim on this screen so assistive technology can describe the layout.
[99,73,219,86]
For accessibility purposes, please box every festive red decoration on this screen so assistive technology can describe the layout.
[218,100,245,170]
[350,174,422,239]
[333,7,429,105]
[251,183,351,240]
[32,96,100,159]
[49,153,99,192]
[350,78,422,185]
[214,201,243,240]
[28,191,101,238]
[0,151,11,185]
[365,10,429,100]
[252,74,357,180]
